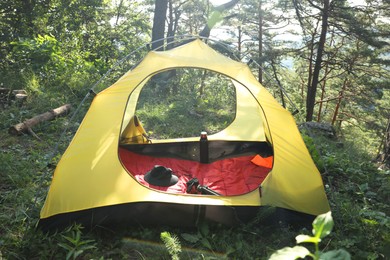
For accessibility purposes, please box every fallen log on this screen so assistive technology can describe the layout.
[0,87,11,94]
[0,88,11,101]
[15,93,28,101]
[14,90,28,100]
[12,89,27,96]
[0,88,27,98]
[9,104,71,135]
[1,89,28,106]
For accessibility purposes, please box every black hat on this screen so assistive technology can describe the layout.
[144,165,179,187]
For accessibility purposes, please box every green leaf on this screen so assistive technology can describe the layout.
[199,222,210,236]
[181,233,200,243]
[320,249,351,260]
[73,249,84,259]
[65,250,74,260]
[312,211,334,239]
[269,246,311,260]
[200,237,212,250]
[61,234,77,244]
[296,234,321,244]
[57,242,72,251]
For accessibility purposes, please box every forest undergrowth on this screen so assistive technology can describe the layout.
[0,89,389,260]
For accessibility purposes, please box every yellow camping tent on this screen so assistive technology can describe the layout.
[39,39,329,230]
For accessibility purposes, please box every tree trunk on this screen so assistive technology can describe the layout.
[199,70,208,96]
[306,33,314,102]
[113,0,124,26]
[305,26,318,109]
[258,0,263,84]
[317,30,336,122]
[237,25,242,57]
[383,118,390,168]
[317,61,330,122]
[166,0,175,49]
[270,61,286,108]
[9,104,71,135]
[331,78,348,126]
[151,0,168,50]
[306,0,330,122]
[378,117,390,169]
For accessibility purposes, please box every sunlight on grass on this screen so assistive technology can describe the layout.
[136,68,236,139]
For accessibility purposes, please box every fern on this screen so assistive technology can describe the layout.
[160,231,181,260]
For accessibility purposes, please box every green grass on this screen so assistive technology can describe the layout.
[135,68,236,139]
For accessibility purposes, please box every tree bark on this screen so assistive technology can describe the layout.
[317,61,330,122]
[166,0,174,49]
[304,23,319,109]
[378,117,390,169]
[383,118,390,168]
[270,61,286,108]
[317,30,337,122]
[9,104,71,135]
[258,0,263,84]
[237,25,242,57]
[306,0,330,122]
[151,0,168,50]
[113,0,124,26]
[331,78,348,126]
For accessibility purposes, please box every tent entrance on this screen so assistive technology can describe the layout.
[121,68,269,142]
[118,66,274,196]
[119,141,273,196]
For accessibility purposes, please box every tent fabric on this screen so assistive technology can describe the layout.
[39,39,330,228]
[119,148,273,196]
[120,115,150,144]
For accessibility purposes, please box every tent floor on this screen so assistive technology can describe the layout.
[118,141,273,196]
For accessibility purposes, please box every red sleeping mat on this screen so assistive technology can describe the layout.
[119,148,273,196]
